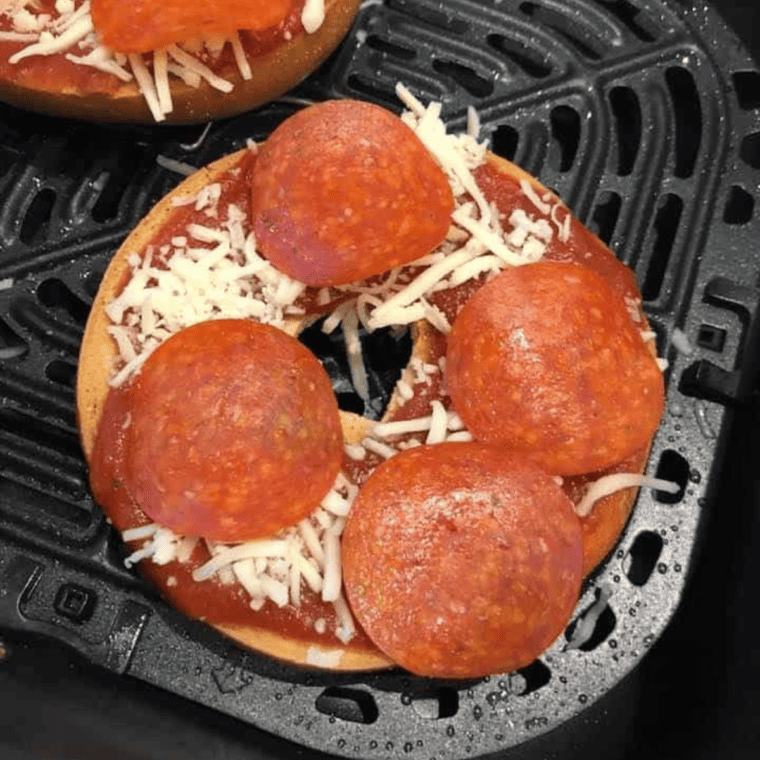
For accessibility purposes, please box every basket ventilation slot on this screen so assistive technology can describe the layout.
[549,105,581,173]
[37,278,90,326]
[512,660,552,696]
[565,588,617,651]
[609,86,642,176]
[20,189,56,246]
[491,125,520,162]
[432,59,493,98]
[597,0,658,42]
[642,194,683,302]
[315,687,380,725]
[10,296,81,356]
[739,132,760,169]
[408,687,459,719]
[365,35,416,61]
[665,67,702,179]
[732,70,760,110]
[590,191,622,244]
[654,449,689,504]
[623,531,663,586]
[723,186,755,225]
[0,318,28,360]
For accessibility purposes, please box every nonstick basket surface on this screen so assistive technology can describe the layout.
[1,1,760,759]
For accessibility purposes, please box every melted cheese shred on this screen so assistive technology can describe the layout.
[575,473,680,518]
[1,0,326,121]
[301,0,325,33]
[565,584,613,651]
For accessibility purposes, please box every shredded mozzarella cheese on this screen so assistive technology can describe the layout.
[575,473,680,517]
[425,400,449,444]
[361,437,399,460]
[566,585,613,650]
[671,327,694,355]
[301,0,325,33]
[342,304,370,402]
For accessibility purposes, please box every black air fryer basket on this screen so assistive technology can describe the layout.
[1,1,759,759]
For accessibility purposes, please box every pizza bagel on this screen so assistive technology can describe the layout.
[0,0,361,123]
[76,91,672,677]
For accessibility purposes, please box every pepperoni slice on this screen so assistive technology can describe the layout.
[91,0,291,54]
[250,99,454,286]
[446,262,664,476]
[123,319,343,542]
[342,443,583,679]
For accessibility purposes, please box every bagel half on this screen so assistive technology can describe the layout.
[0,0,361,123]
[77,137,662,672]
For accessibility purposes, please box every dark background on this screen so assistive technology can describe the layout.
[1,2,759,759]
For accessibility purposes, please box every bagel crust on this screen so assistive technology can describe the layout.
[0,0,361,123]
[77,120,662,672]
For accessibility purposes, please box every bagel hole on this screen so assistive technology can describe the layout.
[623,530,663,586]
[334,391,364,415]
[298,318,412,421]
[315,686,379,724]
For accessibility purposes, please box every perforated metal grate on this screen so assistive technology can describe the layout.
[1,1,759,758]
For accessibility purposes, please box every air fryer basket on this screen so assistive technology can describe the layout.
[1,0,759,758]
